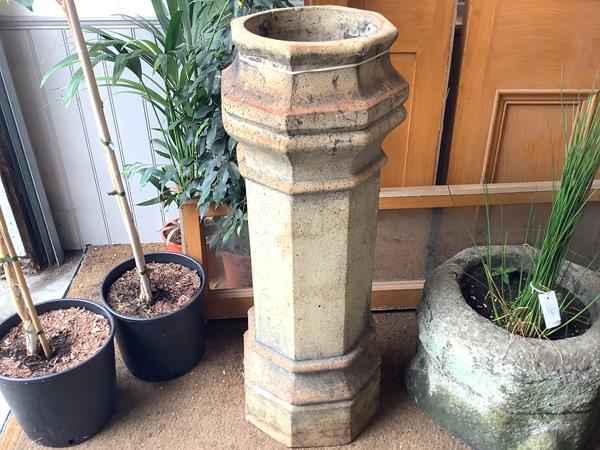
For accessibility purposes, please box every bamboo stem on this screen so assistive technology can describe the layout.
[60,0,153,303]
[0,207,51,358]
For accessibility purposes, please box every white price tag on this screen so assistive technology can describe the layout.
[538,291,561,329]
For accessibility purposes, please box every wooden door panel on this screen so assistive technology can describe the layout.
[447,0,600,184]
[307,0,456,187]
[381,54,414,187]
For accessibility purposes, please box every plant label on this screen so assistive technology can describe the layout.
[538,291,561,329]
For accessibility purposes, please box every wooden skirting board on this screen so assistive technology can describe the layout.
[204,280,424,319]
[379,180,600,210]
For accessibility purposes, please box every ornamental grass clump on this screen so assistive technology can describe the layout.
[478,91,600,339]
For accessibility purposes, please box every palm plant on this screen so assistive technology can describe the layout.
[44,0,289,244]
[476,91,600,338]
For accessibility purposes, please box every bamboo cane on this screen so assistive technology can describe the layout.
[0,238,36,356]
[59,0,153,303]
[0,207,51,358]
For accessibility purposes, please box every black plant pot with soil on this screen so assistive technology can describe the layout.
[100,252,206,382]
[0,299,116,447]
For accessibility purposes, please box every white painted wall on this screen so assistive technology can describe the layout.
[0,13,176,249]
[1,0,155,18]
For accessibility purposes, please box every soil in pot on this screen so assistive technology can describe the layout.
[0,307,110,378]
[460,262,591,340]
[106,262,201,318]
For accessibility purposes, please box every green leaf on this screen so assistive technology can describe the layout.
[118,15,165,43]
[222,226,234,243]
[41,53,79,87]
[139,168,158,186]
[198,188,210,204]
[137,196,163,206]
[165,10,184,53]
[206,122,217,147]
[14,0,33,11]
[63,68,85,107]
[151,0,170,32]
[112,53,128,85]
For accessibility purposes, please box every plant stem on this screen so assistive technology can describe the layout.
[60,0,153,303]
[0,206,51,358]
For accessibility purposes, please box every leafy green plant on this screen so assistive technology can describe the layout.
[44,0,289,244]
[459,91,600,339]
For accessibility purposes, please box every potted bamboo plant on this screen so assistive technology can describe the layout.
[0,203,117,446]
[405,92,600,449]
[40,0,208,382]
[45,0,291,379]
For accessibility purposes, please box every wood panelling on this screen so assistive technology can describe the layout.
[307,0,457,187]
[204,281,424,319]
[447,0,600,184]
[379,181,600,210]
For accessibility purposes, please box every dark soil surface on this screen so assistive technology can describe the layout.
[0,308,110,378]
[106,262,201,318]
[461,263,591,340]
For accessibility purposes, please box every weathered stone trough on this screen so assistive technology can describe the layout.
[406,246,600,450]
[221,5,408,447]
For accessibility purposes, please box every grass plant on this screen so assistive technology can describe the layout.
[459,91,600,339]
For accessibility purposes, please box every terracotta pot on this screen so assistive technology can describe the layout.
[161,230,182,253]
[160,220,182,253]
[219,250,252,288]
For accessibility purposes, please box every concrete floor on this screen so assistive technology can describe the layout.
[0,251,82,429]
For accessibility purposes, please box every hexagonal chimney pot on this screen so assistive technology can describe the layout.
[222,6,408,447]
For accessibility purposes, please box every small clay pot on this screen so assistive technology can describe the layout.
[160,220,183,253]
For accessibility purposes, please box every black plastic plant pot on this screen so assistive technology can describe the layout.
[0,299,116,447]
[100,252,206,382]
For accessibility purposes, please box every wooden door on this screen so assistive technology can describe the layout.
[446,0,600,184]
[307,0,457,187]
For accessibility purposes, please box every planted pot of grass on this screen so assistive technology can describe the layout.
[0,204,116,447]
[405,92,600,449]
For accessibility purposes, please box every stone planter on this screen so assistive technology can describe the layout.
[222,6,408,447]
[405,246,600,450]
